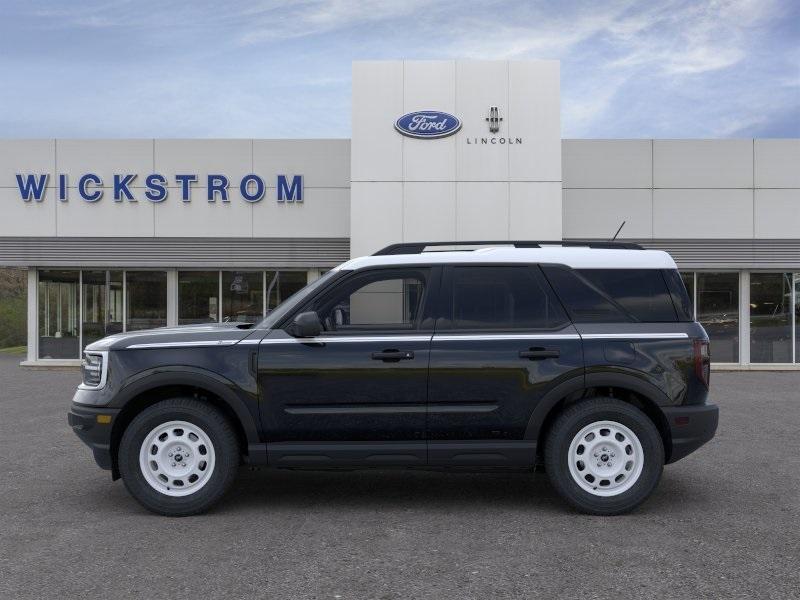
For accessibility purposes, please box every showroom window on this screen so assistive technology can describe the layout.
[179,271,219,325]
[126,271,168,331]
[750,273,792,364]
[694,272,740,363]
[265,271,307,314]
[38,270,80,359]
[222,271,263,323]
[81,270,123,349]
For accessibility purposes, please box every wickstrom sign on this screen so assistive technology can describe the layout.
[14,173,304,203]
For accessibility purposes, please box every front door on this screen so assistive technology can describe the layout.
[258,267,438,466]
[427,265,584,466]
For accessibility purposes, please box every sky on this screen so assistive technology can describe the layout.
[0,0,798,139]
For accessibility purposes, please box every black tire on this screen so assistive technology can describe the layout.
[118,398,239,516]
[544,397,664,515]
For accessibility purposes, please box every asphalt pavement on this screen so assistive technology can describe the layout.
[0,353,798,599]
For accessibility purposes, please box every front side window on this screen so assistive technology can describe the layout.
[450,266,568,330]
[310,269,428,332]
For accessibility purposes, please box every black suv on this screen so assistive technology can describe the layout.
[68,241,718,516]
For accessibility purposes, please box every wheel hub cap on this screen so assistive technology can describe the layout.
[567,420,644,497]
[138,420,216,497]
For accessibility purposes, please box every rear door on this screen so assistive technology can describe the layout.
[427,265,584,466]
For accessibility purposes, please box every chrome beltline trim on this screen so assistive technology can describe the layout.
[580,333,689,339]
[126,340,240,349]
[251,332,689,345]
[434,333,581,341]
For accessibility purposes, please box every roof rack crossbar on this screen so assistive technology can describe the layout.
[372,240,643,255]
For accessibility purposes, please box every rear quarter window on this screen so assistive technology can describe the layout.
[542,266,679,323]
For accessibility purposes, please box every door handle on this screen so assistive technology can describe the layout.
[519,347,560,360]
[371,349,414,362]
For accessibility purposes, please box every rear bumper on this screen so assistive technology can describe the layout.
[67,403,120,471]
[662,403,719,463]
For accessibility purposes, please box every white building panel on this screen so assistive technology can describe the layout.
[455,60,509,182]
[755,139,800,188]
[509,61,561,182]
[754,189,800,238]
[56,139,153,189]
[654,140,753,189]
[350,182,403,257]
[253,139,350,189]
[351,61,403,182]
[403,182,457,241]
[251,188,350,239]
[56,196,155,237]
[154,139,252,187]
[402,61,457,182]
[0,188,56,236]
[563,188,652,239]
[562,140,652,189]
[456,182,509,240]
[653,189,753,238]
[509,182,562,239]
[0,139,55,189]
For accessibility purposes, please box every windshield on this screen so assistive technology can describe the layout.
[256,269,343,330]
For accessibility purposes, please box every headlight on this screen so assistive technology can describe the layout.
[81,351,108,389]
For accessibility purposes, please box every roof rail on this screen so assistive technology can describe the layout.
[372,240,644,255]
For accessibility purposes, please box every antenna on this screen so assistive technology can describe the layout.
[611,221,626,241]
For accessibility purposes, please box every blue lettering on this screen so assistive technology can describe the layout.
[144,174,168,202]
[78,174,103,202]
[15,174,48,202]
[175,174,197,201]
[207,174,229,202]
[240,174,265,203]
[58,174,68,201]
[277,175,303,203]
[113,174,136,201]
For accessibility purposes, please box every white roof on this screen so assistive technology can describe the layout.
[339,246,677,271]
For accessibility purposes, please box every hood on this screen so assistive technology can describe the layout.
[85,322,258,351]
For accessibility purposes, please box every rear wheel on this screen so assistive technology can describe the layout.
[118,398,239,516]
[544,398,664,515]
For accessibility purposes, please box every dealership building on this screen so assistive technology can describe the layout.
[2,60,799,368]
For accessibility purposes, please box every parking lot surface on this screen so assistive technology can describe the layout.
[0,353,798,599]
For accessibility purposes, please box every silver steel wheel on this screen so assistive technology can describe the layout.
[567,420,644,497]
[138,420,216,497]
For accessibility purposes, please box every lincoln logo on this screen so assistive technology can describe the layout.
[486,106,503,133]
[394,111,462,139]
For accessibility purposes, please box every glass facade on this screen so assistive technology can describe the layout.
[695,272,739,363]
[35,268,311,359]
[38,270,79,359]
[223,271,263,323]
[126,271,168,331]
[179,271,219,325]
[750,273,792,363]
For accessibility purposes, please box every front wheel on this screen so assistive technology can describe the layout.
[544,398,664,515]
[118,398,239,516]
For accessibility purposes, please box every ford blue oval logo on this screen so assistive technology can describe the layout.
[394,111,462,139]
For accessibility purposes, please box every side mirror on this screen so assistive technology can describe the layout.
[289,311,322,338]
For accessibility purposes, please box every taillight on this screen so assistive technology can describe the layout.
[693,339,710,389]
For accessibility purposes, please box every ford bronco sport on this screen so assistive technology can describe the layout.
[68,241,718,516]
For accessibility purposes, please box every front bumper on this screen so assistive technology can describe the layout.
[662,403,719,463]
[67,403,120,471]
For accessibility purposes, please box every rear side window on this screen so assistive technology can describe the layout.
[541,266,629,323]
[449,266,568,330]
[542,267,679,323]
[662,269,693,321]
